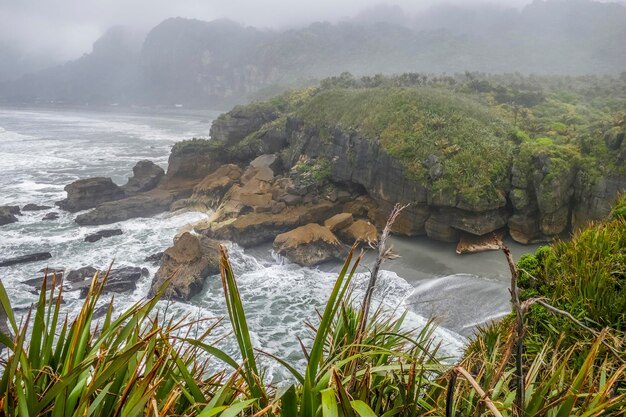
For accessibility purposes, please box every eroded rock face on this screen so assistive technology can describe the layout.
[210,106,279,148]
[0,206,20,226]
[122,160,164,196]
[164,142,220,184]
[189,164,243,210]
[57,177,124,212]
[274,223,343,266]
[151,232,220,300]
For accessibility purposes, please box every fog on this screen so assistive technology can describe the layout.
[1,1,530,66]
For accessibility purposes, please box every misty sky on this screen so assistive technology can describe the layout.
[0,0,541,63]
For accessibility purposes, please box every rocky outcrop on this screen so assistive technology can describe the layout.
[186,164,242,210]
[0,206,20,226]
[122,160,164,195]
[57,177,124,212]
[151,232,220,300]
[210,106,279,149]
[274,223,344,266]
[200,202,340,247]
[0,252,52,267]
[85,229,123,242]
[324,213,354,232]
[336,220,378,245]
[144,252,164,264]
[164,140,221,185]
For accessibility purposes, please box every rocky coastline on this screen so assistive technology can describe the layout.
[3,96,624,302]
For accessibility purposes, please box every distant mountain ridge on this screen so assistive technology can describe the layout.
[1,0,625,108]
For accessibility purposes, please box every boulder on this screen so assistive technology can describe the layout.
[250,154,281,173]
[72,267,148,298]
[151,232,220,300]
[336,220,378,245]
[22,204,51,211]
[66,266,98,283]
[324,213,354,232]
[42,212,59,221]
[84,229,123,243]
[122,160,165,196]
[0,206,20,226]
[57,177,124,212]
[23,273,65,291]
[0,252,52,268]
[274,224,344,266]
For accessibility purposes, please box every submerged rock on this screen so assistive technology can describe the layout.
[72,267,148,298]
[151,232,220,300]
[122,160,164,196]
[0,252,52,268]
[0,206,20,226]
[57,177,124,212]
[22,203,51,211]
[42,212,59,221]
[65,266,98,283]
[84,229,123,243]
[274,223,344,267]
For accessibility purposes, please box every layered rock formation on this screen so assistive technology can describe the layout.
[190,94,625,246]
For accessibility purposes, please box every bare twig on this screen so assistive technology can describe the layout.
[500,244,525,417]
[455,366,505,417]
[355,203,409,340]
